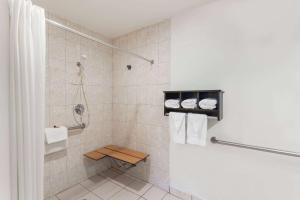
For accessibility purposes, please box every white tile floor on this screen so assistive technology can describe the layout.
[46,168,183,200]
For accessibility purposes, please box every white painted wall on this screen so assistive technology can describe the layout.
[170,0,300,199]
[0,0,11,199]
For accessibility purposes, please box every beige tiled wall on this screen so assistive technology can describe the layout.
[112,20,171,190]
[45,14,171,198]
[44,14,113,198]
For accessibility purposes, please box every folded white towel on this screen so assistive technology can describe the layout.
[45,126,68,155]
[45,126,68,144]
[199,98,217,110]
[187,113,207,146]
[165,99,180,108]
[181,98,197,109]
[169,112,186,144]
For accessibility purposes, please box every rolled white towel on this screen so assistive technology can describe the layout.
[165,99,180,108]
[199,98,217,110]
[199,105,216,110]
[199,98,217,106]
[181,98,197,109]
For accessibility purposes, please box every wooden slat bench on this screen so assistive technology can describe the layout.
[84,145,149,165]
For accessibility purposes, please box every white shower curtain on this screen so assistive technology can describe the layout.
[9,0,46,200]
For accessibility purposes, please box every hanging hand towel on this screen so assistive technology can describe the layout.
[181,98,197,109]
[45,126,68,155]
[169,112,186,144]
[45,126,68,144]
[165,99,180,108]
[187,113,207,146]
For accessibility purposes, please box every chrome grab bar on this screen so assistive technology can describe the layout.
[210,137,300,158]
[68,123,86,130]
[54,123,86,131]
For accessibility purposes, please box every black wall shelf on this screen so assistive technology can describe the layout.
[164,90,224,121]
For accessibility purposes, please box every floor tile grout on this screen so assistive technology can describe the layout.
[161,192,168,200]
[55,194,61,200]
[89,179,119,200]
[140,185,153,197]
[104,178,141,199]
[55,181,87,197]
[123,186,147,197]
[90,190,105,200]
[79,178,108,192]
[48,168,177,200]
[106,188,125,200]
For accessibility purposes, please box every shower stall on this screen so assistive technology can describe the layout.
[44,15,115,197]
[44,14,170,198]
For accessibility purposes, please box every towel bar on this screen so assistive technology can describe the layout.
[211,137,300,158]
[54,123,85,131]
[68,123,85,130]
[165,113,217,119]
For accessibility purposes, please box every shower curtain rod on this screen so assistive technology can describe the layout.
[46,18,154,64]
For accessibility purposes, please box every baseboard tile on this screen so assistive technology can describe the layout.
[169,186,203,200]
[170,187,192,200]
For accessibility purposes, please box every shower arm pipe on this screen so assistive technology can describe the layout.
[46,19,154,64]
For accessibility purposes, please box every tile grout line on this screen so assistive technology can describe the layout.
[139,184,153,197]
[96,171,148,199]
[89,190,105,200]
[112,170,154,197]
[52,168,172,200]
[161,192,168,200]
[82,176,108,200]
[106,187,124,200]
[122,185,151,198]
[80,175,108,200]
[55,182,85,197]
[78,173,108,192]
[87,175,123,200]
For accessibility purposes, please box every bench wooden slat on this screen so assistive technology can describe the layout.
[84,151,106,161]
[105,145,149,160]
[85,145,149,165]
[96,147,141,164]
[108,151,141,165]
[96,147,114,155]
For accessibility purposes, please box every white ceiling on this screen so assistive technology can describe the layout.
[33,0,209,38]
